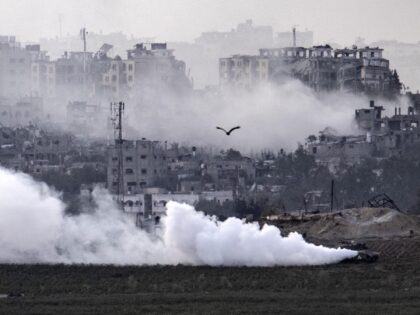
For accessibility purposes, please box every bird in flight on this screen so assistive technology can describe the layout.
[216,126,241,136]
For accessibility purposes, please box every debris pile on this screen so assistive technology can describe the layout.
[270,208,420,240]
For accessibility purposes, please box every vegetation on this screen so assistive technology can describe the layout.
[252,144,420,214]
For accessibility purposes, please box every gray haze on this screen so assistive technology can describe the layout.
[2,0,420,45]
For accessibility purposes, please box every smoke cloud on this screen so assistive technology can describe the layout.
[125,81,403,152]
[0,167,356,266]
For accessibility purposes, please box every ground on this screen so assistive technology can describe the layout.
[1,238,420,314]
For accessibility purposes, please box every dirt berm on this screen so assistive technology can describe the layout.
[269,207,420,240]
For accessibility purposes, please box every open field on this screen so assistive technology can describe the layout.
[1,238,420,314]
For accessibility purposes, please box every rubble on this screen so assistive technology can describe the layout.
[266,207,420,240]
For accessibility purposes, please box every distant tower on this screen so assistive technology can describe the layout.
[292,25,298,47]
[110,101,125,205]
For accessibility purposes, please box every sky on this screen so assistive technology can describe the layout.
[1,0,419,45]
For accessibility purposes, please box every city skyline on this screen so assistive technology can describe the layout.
[1,0,420,45]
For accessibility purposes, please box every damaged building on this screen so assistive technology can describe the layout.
[307,100,420,168]
[220,45,401,97]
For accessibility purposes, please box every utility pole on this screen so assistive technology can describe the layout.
[110,101,125,206]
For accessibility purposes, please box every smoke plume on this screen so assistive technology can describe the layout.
[125,80,404,152]
[0,167,356,266]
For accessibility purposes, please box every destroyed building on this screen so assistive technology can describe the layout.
[307,100,420,168]
[220,45,401,97]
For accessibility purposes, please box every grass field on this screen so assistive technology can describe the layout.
[1,239,420,314]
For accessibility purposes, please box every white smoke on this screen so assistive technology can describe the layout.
[125,80,405,151]
[0,167,356,266]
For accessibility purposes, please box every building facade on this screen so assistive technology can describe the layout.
[220,45,401,97]
[107,139,169,195]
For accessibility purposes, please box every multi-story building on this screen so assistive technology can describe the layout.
[55,51,93,100]
[219,55,269,89]
[26,44,56,99]
[126,43,191,94]
[0,38,57,100]
[306,45,337,91]
[107,139,169,195]
[22,131,74,170]
[205,155,256,192]
[89,42,190,100]
[90,43,136,100]
[307,100,420,168]
[0,36,32,99]
[220,45,401,97]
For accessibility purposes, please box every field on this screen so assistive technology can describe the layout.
[1,238,420,314]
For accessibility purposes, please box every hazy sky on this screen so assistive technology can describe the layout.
[1,0,419,45]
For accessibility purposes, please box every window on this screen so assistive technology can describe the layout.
[126,156,133,162]
[112,64,117,71]
[125,168,134,174]
[140,155,147,159]
[112,157,118,161]
[112,75,117,82]
[312,147,317,154]
[141,169,147,174]
[128,64,133,71]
